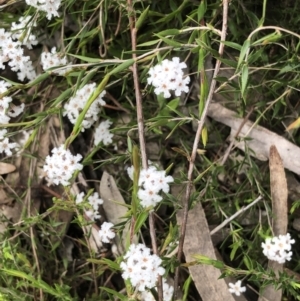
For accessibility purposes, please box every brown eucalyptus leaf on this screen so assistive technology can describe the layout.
[258,146,288,301]
[177,204,246,301]
[207,102,300,172]
[0,162,16,175]
[100,171,135,255]
[269,145,288,236]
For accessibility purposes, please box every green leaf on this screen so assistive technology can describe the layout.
[237,39,250,68]
[138,39,160,47]
[136,6,150,30]
[252,30,282,46]
[221,41,242,51]
[66,54,101,63]
[241,64,249,96]
[156,29,180,36]
[230,242,240,261]
[155,35,181,47]
[197,0,207,21]
[87,258,121,271]
[100,287,127,301]
[201,126,208,147]
[166,98,180,111]
[134,211,148,234]
[109,59,135,75]
[243,254,253,270]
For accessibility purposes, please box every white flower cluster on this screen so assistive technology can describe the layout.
[0,129,18,156]
[262,233,295,264]
[94,120,113,146]
[76,192,115,243]
[11,16,38,49]
[43,145,83,186]
[120,243,165,292]
[76,191,104,221]
[98,222,115,243]
[41,47,71,76]
[0,21,37,81]
[63,83,106,131]
[140,278,174,301]
[128,165,174,208]
[25,0,62,20]
[0,80,25,125]
[147,57,190,98]
[228,280,246,296]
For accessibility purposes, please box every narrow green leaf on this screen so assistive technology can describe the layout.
[138,39,160,47]
[24,72,50,88]
[136,6,150,30]
[65,74,110,146]
[66,54,101,63]
[221,41,242,51]
[134,211,148,234]
[201,126,208,147]
[243,254,253,270]
[166,98,180,111]
[100,287,127,301]
[197,0,207,21]
[109,59,135,75]
[155,35,181,47]
[156,29,180,36]
[237,39,250,68]
[251,31,282,46]
[241,64,248,96]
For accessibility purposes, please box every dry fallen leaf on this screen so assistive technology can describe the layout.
[258,145,288,301]
[0,162,16,175]
[207,102,300,173]
[177,204,247,301]
[100,171,136,255]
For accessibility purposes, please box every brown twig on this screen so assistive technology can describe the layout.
[104,92,131,113]
[126,1,163,300]
[173,1,229,298]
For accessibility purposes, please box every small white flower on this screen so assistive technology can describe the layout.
[127,165,134,180]
[88,192,104,211]
[147,57,190,98]
[75,192,85,204]
[8,103,25,117]
[120,243,165,292]
[41,47,71,75]
[228,280,246,296]
[11,16,38,49]
[94,120,113,145]
[261,233,295,263]
[0,137,18,156]
[63,84,106,131]
[85,209,101,221]
[98,222,115,243]
[130,165,174,208]
[25,0,62,20]
[140,278,174,301]
[0,80,11,93]
[0,129,7,140]
[43,145,83,186]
